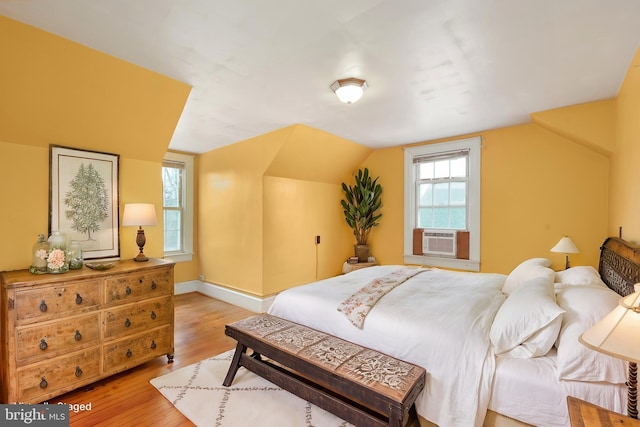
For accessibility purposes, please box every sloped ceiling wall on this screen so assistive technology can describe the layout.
[0,15,191,162]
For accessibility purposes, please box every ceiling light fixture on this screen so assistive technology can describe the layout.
[330,78,367,104]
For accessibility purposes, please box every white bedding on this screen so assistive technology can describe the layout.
[490,349,626,426]
[267,265,507,427]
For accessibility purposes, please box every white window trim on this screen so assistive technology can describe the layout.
[403,137,481,271]
[163,152,194,263]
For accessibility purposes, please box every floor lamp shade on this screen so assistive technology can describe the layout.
[122,203,157,262]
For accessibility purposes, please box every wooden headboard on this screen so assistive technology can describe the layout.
[599,237,640,297]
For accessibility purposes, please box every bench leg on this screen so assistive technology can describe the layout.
[223,342,247,386]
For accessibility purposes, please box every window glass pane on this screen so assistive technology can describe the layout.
[418,207,433,228]
[450,182,466,205]
[433,182,449,205]
[451,157,467,177]
[450,207,466,229]
[164,210,182,251]
[162,166,181,208]
[419,183,433,206]
[434,160,450,178]
[432,207,450,228]
[418,162,433,179]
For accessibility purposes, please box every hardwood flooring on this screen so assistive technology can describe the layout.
[54,292,254,426]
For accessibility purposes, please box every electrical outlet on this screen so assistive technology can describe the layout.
[198,274,205,281]
[315,235,321,245]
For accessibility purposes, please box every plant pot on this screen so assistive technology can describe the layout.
[354,244,370,263]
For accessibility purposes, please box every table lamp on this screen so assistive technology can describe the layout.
[551,236,579,269]
[580,287,640,418]
[122,203,157,262]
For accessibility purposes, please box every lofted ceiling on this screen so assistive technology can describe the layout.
[1,0,639,154]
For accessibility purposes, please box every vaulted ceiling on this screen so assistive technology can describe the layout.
[1,0,639,154]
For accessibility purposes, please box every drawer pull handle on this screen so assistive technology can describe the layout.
[125,286,132,295]
[75,366,83,377]
[75,293,83,305]
[150,340,157,350]
[74,330,82,341]
[151,281,157,290]
[39,300,47,312]
[39,377,48,389]
[150,311,156,320]
[126,349,132,358]
[124,318,131,328]
[39,339,48,351]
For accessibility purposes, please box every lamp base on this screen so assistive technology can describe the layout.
[133,252,149,262]
[133,227,149,262]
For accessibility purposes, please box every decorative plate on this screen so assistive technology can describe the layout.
[85,262,116,271]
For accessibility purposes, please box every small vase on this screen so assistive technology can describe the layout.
[29,234,49,274]
[67,241,84,270]
[354,244,370,263]
[47,232,69,274]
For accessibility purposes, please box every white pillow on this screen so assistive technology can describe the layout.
[554,266,606,288]
[500,316,563,358]
[491,275,565,357]
[555,286,627,383]
[502,258,554,295]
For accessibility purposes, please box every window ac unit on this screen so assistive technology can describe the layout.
[422,230,457,257]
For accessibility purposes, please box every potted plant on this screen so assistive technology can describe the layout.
[340,168,383,262]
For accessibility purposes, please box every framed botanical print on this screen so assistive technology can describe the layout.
[49,145,120,260]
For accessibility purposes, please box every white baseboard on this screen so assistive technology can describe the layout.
[174,280,276,313]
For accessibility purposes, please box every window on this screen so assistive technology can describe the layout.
[162,152,194,262]
[404,137,481,270]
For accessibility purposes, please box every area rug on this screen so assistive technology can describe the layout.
[150,349,354,426]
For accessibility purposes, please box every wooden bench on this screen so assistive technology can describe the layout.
[223,313,426,427]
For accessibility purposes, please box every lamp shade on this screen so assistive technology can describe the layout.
[550,236,579,254]
[330,78,367,104]
[122,203,157,227]
[580,289,640,363]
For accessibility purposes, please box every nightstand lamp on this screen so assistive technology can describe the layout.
[580,287,640,418]
[551,236,579,269]
[122,203,157,262]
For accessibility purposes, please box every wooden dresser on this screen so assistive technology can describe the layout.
[0,258,174,404]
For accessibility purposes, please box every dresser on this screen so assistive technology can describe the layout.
[0,258,174,404]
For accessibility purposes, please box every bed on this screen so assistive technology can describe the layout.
[267,237,640,427]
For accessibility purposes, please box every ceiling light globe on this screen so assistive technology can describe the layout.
[330,78,367,104]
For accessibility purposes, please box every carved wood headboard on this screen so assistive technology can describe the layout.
[599,237,640,297]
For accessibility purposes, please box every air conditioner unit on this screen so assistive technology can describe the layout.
[422,230,457,257]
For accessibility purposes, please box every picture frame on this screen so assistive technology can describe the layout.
[49,145,120,260]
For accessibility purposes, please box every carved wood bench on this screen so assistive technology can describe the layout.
[223,313,426,427]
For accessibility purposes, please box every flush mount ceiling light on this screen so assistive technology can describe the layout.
[330,78,368,104]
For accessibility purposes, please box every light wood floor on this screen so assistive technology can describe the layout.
[55,292,254,426]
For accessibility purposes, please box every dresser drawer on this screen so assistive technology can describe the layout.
[17,347,101,403]
[16,313,100,364]
[15,279,101,322]
[103,296,172,339]
[105,267,172,304]
[103,325,172,372]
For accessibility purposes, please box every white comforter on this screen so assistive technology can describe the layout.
[267,266,507,427]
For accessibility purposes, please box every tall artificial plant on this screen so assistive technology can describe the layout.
[340,168,383,246]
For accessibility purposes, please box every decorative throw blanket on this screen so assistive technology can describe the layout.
[338,267,426,328]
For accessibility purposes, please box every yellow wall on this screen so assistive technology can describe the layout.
[198,124,371,297]
[263,176,351,294]
[531,99,616,157]
[363,122,610,274]
[0,16,190,272]
[610,48,640,242]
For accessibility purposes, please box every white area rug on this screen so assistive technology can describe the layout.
[150,350,354,426]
